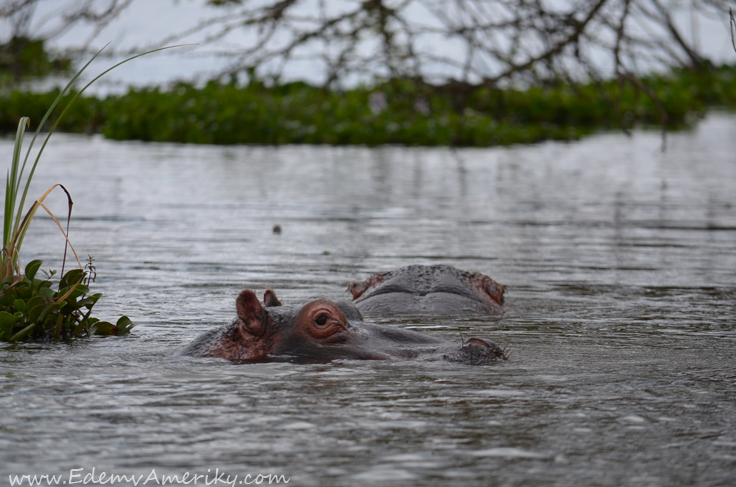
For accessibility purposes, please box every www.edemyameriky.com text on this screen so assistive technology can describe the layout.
[7,468,289,486]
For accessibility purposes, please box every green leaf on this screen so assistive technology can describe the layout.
[16,287,32,300]
[24,259,42,281]
[58,284,90,302]
[91,321,115,335]
[0,292,16,307]
[115,316,135,335]
[26,295,49,312]
[72,307,94,337]
[12,299,27,313]
[59,269,85,289]
[30,277,51,291]
[40,286,55,299]
[71,318,87,337]
[52,313,63,338]
[9,322,37,341]
[0,310,20,334]
[60,302,80,315]
[28,302,51,324]
[76,298,95,309]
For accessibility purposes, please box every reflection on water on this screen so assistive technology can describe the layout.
[1,114,735,486]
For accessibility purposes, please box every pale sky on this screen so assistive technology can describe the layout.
[7,0,736,92]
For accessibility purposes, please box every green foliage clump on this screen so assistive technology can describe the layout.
[0,259,134,341]
[0,89,105,134]
[96,80,591,146]
[2,66,736,146]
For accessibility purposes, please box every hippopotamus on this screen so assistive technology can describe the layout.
[348,265,505,314]
[182,289,506,365]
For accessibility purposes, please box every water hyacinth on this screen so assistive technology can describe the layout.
[4,66,736,147]
[0,259,134,341]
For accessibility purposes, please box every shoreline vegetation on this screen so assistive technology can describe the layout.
[2,66,736,147]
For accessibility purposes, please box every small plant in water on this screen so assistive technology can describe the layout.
[0,45,182,341]
[0,259,134,340]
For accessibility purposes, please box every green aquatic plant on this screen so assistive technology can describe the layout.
[1,45,184,341]
[0,259,134,341]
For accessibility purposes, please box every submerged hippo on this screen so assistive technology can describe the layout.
[349,265,505,314]
[182,289,506,365]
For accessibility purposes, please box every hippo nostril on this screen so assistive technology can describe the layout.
[458,337,507,363]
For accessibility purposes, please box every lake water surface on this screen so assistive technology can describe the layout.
[1,114,735,486]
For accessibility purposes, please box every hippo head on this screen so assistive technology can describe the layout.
[193,289,366,361]
[349,265,506,315]
[182,289,506,365]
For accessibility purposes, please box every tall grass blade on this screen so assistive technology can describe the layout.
[12,185,82,270]
[14,44,190,241]
[5,118,29,249]
[11,49,108,239]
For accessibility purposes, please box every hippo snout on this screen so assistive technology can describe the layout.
[443,338,507,365]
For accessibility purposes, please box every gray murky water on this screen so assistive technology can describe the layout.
[1,114,735,486]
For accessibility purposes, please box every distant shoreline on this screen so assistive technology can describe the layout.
[2,67,734,147]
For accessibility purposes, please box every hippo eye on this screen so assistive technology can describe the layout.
[299,303,347,341]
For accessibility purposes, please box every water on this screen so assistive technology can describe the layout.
[1,114,735,486]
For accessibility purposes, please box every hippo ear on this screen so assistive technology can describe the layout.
[236,290,270,336]
[483,279,505,306]
[348,273,386,300]
[263,289,282,308]
[348,280,370,300]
